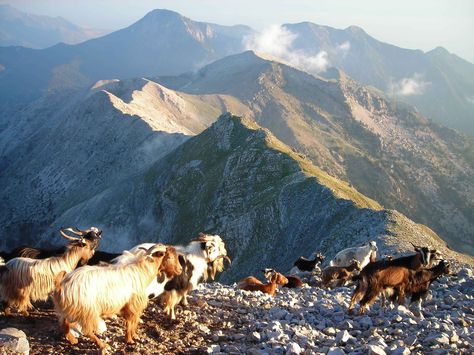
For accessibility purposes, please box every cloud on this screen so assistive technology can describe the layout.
[337,41,351,53]
[243,25,329,74]
[390,73,430,96]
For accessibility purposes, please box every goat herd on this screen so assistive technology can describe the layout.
[0,227,451,351]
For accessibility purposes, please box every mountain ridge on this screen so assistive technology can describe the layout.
[38,113,473,282]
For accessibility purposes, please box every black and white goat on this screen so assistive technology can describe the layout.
[161,233,230,319]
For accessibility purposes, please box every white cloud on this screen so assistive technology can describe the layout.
[337,41,351,53]
[243,25,329,74]
[390,73,430,96]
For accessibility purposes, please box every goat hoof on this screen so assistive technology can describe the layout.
[97,340,109,349]
[65,333,78,345]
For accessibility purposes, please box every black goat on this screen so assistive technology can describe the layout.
[293,252,325,271]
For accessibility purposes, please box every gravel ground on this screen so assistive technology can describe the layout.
[0,267,473,354]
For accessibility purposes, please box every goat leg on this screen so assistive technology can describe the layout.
[348,282,364,314]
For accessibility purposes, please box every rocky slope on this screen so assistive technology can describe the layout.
[0,80,248,250]
[1,267,472,354]
[161,52,474,256]
[38,114,473,282]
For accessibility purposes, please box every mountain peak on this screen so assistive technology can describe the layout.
[344,25,367,36]
[141,8,184,21]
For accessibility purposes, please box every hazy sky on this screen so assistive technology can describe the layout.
[2,0,474,63]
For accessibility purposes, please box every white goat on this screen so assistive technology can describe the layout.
[0,229,98,316]
[53,244,182,350]
[329,241,377,269]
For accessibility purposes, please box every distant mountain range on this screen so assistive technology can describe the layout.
[1,8,473,135]
[0,4,108,48]
[0,9,253,103]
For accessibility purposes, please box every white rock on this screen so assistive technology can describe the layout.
[335,330,353,345]
[0,328,29,355]
[286,342,302,355]
[367,344,386,355]
[327,347,345,355]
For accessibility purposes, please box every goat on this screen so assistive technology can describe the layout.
[348,244,440,314]
[159,233,230,319]
[382,260,451,316]
[293,252,325,272]
[237,272,288,296]
[0,227,108,265]
[53,244,182,349]
[330,241,378,270]
[263,268,303,288]
[0,229,99,316]
[321,260,361,288]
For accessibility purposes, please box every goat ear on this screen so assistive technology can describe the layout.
[156,272,166,283]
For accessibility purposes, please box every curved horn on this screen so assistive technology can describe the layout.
[68,227,86,236]
[60,229,81,241]
[410,242,419,249]
[146,244,167,255]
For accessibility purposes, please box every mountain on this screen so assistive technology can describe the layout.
[37,114,473,281]
[160,51,474,255]
[281,22,474,135]
[0,4,107,48]
[0,78,249,248]
[0,9,253,103]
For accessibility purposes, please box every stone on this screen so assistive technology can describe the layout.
[367,344,386,355]
[358,316,373,329]
[327,347,345,355]
[390,347,411,355]
[250,331,261,342]
[0,328,29,355]
[285,342,302,355]
[206,344,221,353]
[336,330,353,345]
[323,327,337,336]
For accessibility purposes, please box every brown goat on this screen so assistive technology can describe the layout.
[284,275,303,288]
[263,269,303,288]
[348,245,439,314]
[237,272,288,296]
[321,260,361,288]
[384,260,451,315]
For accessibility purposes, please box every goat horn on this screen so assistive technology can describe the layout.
[146,244,167,255]
[68,227,86,236]
[59,229,81,241]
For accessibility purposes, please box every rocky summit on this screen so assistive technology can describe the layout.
[0,266,472,354]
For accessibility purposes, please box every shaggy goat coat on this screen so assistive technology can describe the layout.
[0,243,94,314]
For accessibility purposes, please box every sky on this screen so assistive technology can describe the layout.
[2,0,474,63]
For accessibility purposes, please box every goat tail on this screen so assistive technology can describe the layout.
[54,271,67,292]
